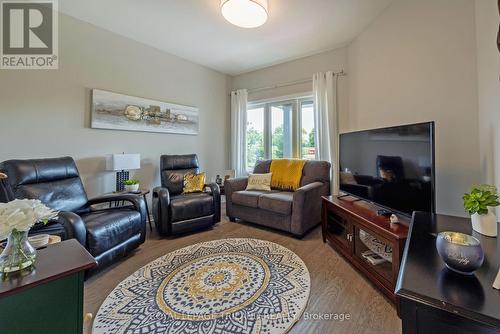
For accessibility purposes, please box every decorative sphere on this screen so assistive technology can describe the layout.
[436,232,484,275]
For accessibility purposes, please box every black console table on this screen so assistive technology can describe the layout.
[396,212,500,333]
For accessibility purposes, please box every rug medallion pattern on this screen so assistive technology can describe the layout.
[93,238,310,334]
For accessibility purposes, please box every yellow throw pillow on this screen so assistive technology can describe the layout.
[246,173,272,191]
[270,159,306,191]
[183,172,206,193]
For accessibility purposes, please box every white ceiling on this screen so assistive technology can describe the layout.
[58,0,395,75]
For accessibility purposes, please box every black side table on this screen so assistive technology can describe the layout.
[396,212,500,333]
[109,189,153,232]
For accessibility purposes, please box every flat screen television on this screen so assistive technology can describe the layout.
[339,121,435,216]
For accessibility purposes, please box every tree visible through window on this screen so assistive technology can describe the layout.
[300,100,316,159]
[246,107,264,169]
[272,125,283,158]
[246,97,315,171]
[271,103,292,159]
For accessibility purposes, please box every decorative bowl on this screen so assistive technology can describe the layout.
[28,234,50,249]
[436,232,484,275]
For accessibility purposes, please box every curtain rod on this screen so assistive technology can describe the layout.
[246,70,346,94]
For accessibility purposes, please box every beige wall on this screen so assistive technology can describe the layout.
[232,0,480,216]
[0,14,231,199]
[231,47,351,132]
[346,0,479,216]
[475,0,500,215]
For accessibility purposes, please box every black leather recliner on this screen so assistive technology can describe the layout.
[152,154,220,236]
[0,157,147,273]
[376,155,405,181]
[0,172,14,203]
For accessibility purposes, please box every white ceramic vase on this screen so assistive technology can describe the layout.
[471,207,498,237]
[124,184,140,192]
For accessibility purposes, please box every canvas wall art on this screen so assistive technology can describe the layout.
[91,89,199,135]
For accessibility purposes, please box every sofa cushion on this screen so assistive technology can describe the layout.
[270,159,306,191]
[183,172,206,194]
[82,208,142,256]
[253,160,271,174]
[246,173,272,191]
[160,154,200,196]
[232,190,270,208]
[254,159,331,188]
[258,191,294,215]
[300,160,331,187]
[170,192,213,222]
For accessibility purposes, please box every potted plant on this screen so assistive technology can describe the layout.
[124,179,140,192]
[463,184,499,237]
[0,199,57,273]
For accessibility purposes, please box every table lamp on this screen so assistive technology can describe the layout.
[107,154,141,192]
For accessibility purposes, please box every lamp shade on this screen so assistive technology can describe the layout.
[107,154,141,171]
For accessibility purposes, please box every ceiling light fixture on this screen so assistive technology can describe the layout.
[220,0,268,28]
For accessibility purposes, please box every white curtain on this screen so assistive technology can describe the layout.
[313,71,339,195]
[230,89,248,177]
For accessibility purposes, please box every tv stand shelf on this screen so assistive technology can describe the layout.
[321,195,409,304]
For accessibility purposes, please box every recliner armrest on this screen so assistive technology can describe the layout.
[87,193,147,223]
[152,186,171,235]
[205,183,221,223]
[152,186,170,205]
[205,182,220,196]
[55,211,86,246]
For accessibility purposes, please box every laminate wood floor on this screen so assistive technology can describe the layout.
[84,209,401,334]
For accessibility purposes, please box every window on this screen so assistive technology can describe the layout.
[246,96,315,171]
[271,102,293,159]
[246,106,265,169]
[300,100,315,159]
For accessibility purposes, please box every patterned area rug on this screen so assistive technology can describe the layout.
[93,238,310,334]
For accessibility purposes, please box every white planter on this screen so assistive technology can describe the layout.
[124,184,140,192]
[471,207,498,237]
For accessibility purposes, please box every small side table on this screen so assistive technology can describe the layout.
[110,189,153,232]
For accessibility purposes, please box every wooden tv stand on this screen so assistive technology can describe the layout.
[321,195,409,304]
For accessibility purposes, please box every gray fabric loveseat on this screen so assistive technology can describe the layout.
[224,160,331,237]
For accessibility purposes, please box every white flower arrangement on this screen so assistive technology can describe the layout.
[0,199,58,240]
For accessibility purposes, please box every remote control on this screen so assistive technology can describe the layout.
[377,209,393,217]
